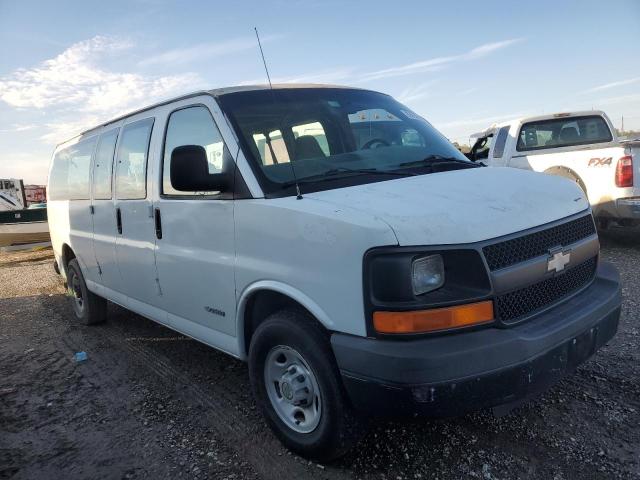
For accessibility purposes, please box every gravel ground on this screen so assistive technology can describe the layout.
[0,234,638,480]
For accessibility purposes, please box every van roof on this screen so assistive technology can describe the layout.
[71,83,365,142]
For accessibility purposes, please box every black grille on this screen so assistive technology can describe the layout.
[494,256,597,323]
[483,215,596,271]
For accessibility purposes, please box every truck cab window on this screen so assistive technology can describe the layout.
[471,134,493,160]
[492,126,510,159]
[516,115,612,152]
[115,118,154,200]
[162,106,228,196]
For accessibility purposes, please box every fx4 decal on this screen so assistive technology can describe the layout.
[588,157,612,167]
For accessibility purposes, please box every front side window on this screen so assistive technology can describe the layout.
[93,128,119,200]
[116,118,154,200]
[162,106,229,196]
[49,137,97,200]
[218,88,472,196]
[516,115,612,152]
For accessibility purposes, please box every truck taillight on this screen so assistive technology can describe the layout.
[615,155,634,187]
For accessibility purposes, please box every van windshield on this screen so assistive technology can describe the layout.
[218,88,474,196]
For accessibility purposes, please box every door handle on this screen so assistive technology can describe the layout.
[116,207,122,234]
[154,208,162,240]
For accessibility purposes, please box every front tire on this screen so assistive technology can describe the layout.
[248,309,364,461]
[66,258,107,325]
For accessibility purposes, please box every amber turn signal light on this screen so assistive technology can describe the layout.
[373,300,494,334]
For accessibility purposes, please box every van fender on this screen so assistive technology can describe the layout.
[235,280,334,356]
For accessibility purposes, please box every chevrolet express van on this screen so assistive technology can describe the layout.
[48,85,621,460]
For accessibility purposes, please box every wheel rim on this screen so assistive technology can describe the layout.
[264,345,322,434]
[69,271,84,316]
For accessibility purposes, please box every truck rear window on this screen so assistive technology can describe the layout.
[516,115,612,152]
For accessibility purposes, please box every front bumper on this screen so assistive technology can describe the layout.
[331,261,621,416]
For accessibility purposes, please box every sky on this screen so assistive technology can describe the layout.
[1,0,639,185]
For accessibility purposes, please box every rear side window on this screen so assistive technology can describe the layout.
[252,130,290,165]
[116,118,154,200]
[49,137,97,200]
[516,115,612,152]
[93,128,119,200]
[492,126,510,159]
[162,106,229,196]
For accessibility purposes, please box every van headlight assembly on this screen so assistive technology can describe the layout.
[411,254,445,295]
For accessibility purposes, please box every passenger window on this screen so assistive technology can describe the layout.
[163,106,229,195]
[93,128,119,200]
[492,126,510,159]
[116,118,154,200]
[252,129,291,165]
[49,137,97,200]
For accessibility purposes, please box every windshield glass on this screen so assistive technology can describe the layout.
[218,88,472,196]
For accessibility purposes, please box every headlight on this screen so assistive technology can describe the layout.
[411,254,445,295]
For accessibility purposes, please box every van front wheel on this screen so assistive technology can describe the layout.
[66,259,106,325]
[248,309,363,461]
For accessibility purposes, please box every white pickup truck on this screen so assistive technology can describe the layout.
[468,111,640,228]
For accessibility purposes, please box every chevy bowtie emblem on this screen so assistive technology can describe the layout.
[547,248,571,273]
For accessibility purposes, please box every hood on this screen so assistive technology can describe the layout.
[306,167,589,245]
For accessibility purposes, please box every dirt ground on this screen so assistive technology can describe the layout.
[0,230,638,480]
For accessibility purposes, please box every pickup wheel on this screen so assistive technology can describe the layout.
[66,259,107,325]
[248,309,364,461]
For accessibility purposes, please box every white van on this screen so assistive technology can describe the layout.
[47,85,621,460]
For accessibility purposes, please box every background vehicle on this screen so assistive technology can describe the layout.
[47,86,621,461]
[468,111,640,228]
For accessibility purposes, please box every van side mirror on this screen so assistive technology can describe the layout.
[170,145,229,192]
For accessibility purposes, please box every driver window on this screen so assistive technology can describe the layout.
[473,135,494,160]
[162,106,227,196]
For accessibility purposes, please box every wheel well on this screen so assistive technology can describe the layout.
[544,166,588,197]
[61,244,76,275]
[243,290,323,355]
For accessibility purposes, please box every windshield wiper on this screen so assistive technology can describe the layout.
[281,167,416,189]
[398,154,480,168]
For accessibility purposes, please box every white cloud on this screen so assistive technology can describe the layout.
[581,77,640,94]
[140,34,283,67]
[239,38,522,89]
[0,35,204,143]
[595,93,640,106]
[357,38,523,83]
[397,82,436,104]
[0,124,37,133]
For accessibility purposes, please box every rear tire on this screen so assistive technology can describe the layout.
[248,309,364,461]
[66,258,107,325]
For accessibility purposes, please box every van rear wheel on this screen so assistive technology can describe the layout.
[248,309,364,461]
[66,259,106,325]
